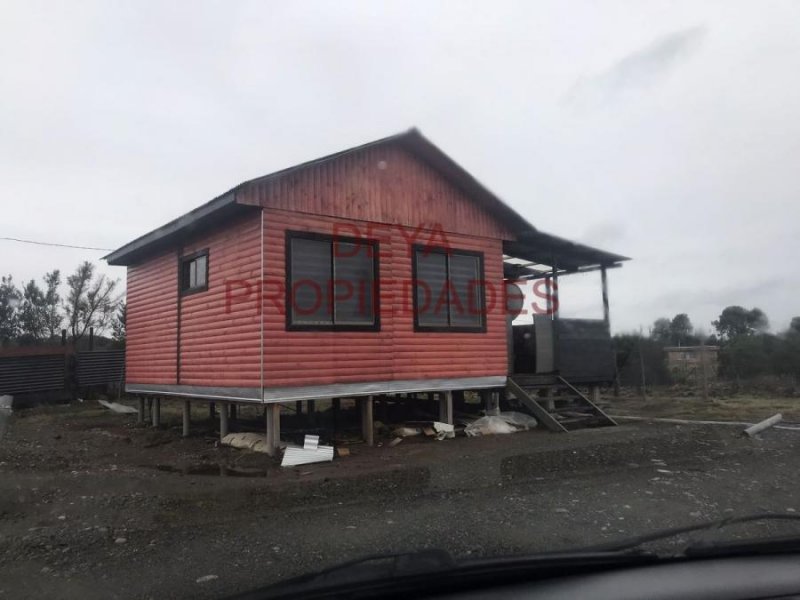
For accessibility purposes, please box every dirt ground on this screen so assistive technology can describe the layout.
[609,392,800,422]
[2,394,800,599]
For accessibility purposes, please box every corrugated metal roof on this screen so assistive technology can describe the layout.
[104,128,629,268]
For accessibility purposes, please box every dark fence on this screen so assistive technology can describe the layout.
[0,352,66,395]
[0,348,124,397]
[76,350,125,387]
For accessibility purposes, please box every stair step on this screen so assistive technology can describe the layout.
[507,375,617,433]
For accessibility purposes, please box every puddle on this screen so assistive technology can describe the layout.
[153,463,269,477]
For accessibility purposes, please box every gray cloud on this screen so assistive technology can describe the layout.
[564,25,708,106]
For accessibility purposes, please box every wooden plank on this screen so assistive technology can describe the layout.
[507,377,567,432]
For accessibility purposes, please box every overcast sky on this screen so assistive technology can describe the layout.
[2,0,799,334]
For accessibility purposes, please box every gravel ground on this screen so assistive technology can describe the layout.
[1,400,799,599]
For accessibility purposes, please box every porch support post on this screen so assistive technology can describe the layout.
[137,396,145,424]
[219,401,229,439]
[590,385,601,405]
[551,260,560,373]
[307,399,316,426]
[151,397,160,428]
[360,395,374,446]
[484,390,499,415]
[182,400,191,437]
[439,391,454,425]
[229,403,237,421]
[601,265,610,329]
[266,403,281,457]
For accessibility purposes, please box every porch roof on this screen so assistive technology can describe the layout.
[503,230,629,279]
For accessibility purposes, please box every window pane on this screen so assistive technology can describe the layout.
[415,250,448,327]
[290,238,332,325]
[189,260,197,289]
[195,255,207,287]
[333,241,374,325]
[449,254,483,328]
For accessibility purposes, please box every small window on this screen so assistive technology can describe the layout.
[412,245,486,332]
[180,250,208,295]
[286,231,379,331]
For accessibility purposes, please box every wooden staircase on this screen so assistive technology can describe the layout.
[506,375,617,432]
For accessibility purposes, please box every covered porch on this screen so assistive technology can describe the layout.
[502,230,629,431]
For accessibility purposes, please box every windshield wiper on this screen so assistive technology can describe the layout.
[582,512,800,556]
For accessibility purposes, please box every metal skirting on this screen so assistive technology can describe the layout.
[125,383,261,402]
[126,375,507,403]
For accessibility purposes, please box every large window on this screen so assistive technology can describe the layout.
[180,250,208,295]
[286,231,379,331]
[412,245,486,332]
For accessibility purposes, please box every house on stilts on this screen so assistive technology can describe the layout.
[105,129,629,454]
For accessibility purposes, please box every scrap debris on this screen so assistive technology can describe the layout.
[743,413,783,438]
[97,400,138,414]
[465,411,538,437]
[281,434,334,467]
[221,432,273,454]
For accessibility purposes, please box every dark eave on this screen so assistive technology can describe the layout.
[103,191,257,266]
[503,230,630,274]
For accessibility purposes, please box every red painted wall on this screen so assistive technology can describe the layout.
[126,250,178,384]
[237,143,515,241]
[126,141,512,391]
[261,209,508,387]
[179,212,262,388]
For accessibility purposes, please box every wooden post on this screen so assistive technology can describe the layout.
[219,401,229,439]
[361,395,374,446]
[295,400,303,415]
[266,403,280,457]
[540,388,555,411]
[638,338,647,401]
[151,397,160,428]
[182,400,190,437]
[137,396,145,424]
[332,398,340,437]
[209,402,216,420]
[601,266,610,329]
[590,385,601,405]
[551,261,560,373]
[306,399,316,426]
[700,343,709,401]
[439,391,454,425]
[229,403,237,421]
[485,390,499,415]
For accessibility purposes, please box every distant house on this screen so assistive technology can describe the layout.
[664,346,719,382]
[105,129,629,451]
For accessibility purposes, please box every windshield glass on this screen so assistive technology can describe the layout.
[2,1,800,598]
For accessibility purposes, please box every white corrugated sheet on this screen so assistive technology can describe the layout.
[281,435,334,467]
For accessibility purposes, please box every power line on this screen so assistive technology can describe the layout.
[0,236,112,252]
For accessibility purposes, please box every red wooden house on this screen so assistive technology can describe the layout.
[105,129,628,452]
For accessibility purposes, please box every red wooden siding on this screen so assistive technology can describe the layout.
[262,209,508,387]
[126,250,177,384]
[125,141,513,392]
[179,212,262,388]
[238,144,516,241]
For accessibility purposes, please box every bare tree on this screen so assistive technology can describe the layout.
[64,261,121,343]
